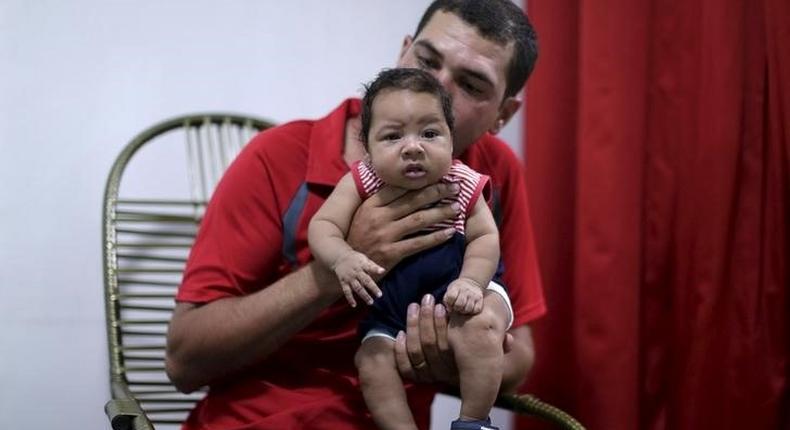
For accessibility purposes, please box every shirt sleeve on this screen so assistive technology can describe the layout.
[176,133,285,304]
[498,154,547,326]
[450,160,491,218]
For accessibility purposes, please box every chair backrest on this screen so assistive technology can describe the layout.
[103,114,273,428]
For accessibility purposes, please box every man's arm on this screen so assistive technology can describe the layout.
[166,262,339,393]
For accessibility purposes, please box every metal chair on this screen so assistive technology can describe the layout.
[102,113,585,430]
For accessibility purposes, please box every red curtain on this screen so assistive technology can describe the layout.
[520,0,790,429]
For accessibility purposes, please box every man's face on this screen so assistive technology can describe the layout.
[398,10,520,156]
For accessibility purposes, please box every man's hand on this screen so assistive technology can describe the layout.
[444,278,484,314]
[394,294,458,385]
[347,183,460,273]
[394,293,516,387]
[332,250,384,307]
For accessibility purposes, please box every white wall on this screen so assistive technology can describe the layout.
[0,1,522,429]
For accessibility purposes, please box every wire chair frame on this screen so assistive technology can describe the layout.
[103,114,272,430]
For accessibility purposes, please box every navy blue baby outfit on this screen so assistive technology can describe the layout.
[350,159,492,340]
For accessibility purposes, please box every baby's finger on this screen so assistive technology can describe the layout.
[360,273,382,299]
[364,259,386,275]
[472,298,484,314]
[342,283,357,308]
[443,289,457,309]
[453,294,468,313]
[352,279,374,305]
[463,296,477,314]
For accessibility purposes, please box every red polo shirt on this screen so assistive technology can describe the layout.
[176,99,546,430]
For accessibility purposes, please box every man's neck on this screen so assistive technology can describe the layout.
[342,116,367,166]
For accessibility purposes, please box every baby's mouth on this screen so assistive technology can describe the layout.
[403,163,427,179]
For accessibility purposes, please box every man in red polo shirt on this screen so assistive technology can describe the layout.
[166,1,546,429]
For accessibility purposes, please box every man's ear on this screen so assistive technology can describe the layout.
[398,35,414,64]
[489,97,522,135]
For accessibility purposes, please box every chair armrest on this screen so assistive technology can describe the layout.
[442,388,585,430]
[495,393,586,430]
[105,379,155,430]
[105,398,154,430]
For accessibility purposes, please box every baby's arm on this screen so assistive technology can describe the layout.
[308,173,384,307]
[444,197,500,314]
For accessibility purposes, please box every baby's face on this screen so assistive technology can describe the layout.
[367,89,453,190]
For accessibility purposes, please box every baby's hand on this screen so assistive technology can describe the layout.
[443,278,484,314]
[333,250,385,307]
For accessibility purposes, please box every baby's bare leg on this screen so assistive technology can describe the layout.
[447,292,508,421]
[356,336,418,430]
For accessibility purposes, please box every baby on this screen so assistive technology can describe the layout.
[308,68,511,430]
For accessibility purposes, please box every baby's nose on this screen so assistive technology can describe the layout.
[402,140,425,158]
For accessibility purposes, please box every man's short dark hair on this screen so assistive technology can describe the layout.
[414,0,538,99]
[359,68,455,145]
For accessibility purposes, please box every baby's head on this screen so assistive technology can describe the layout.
[359,68,455,190]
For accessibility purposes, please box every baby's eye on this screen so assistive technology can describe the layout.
[422,129,440,139]
[384,133,401,141]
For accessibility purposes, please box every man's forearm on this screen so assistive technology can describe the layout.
[499,325,535,394]
[165,262,340,393]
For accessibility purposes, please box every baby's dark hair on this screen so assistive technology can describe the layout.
[359,68,454,145]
